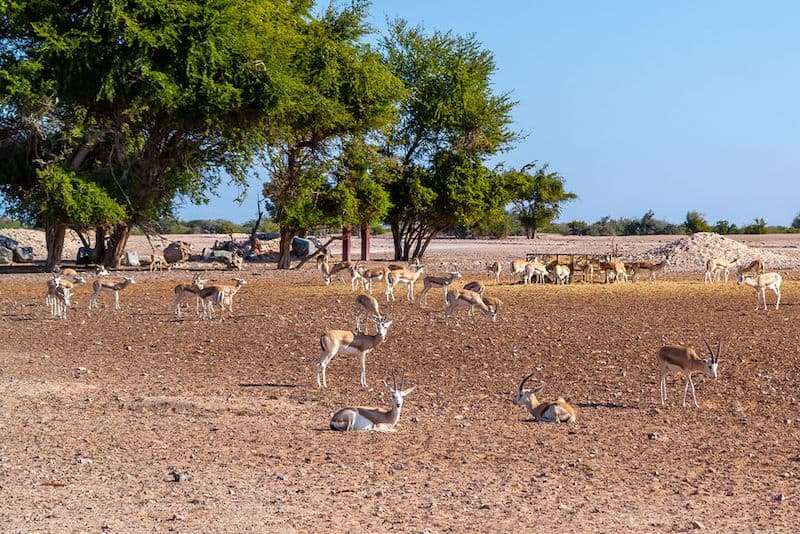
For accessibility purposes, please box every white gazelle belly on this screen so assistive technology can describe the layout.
[351,413,375,430]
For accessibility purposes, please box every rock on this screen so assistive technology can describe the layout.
[121,250,140,266]
[164,241,192,263]
[0,246,13,264]
[291,237,313,258]
[13,246,34,262]
[0,235,18,250]
[692,520,705,529]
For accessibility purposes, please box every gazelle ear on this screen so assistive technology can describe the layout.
[402,386,415,396]
[531,384,545,394]
[383,380,392,392]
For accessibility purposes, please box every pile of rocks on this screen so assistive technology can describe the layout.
[635,232,796,273]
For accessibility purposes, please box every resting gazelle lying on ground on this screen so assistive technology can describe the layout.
[657,338,720,408]
[329,371,414,432]
[512,372,576,423]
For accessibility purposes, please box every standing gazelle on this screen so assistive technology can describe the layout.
[89,276,136,310]
[316,315,393,388]
[513,372,577,423]
[737,272,782,310]
[656,339,720,408]
[329,371,415,432]
[487,262,502,284]
[419,270,462,306]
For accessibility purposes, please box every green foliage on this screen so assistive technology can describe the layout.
[0,0,313,264]
[713,220,739,234]
[684,211,712,234]
[741,218,767,234]
[380,20,518,258]
[506,162,576,238]
[36,167,126,226]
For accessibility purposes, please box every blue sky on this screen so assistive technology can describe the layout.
[178,1,800,227]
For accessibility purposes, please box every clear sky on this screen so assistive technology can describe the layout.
[178,1,800,227]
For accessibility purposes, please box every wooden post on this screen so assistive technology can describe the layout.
[342,226,352,262]
[360,223,370,261]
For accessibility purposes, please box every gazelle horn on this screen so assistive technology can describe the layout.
[518,371,537,393]
[703,338,715,359]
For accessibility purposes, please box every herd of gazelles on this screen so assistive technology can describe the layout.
[41,253,781,432]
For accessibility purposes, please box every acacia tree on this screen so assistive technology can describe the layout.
[0,0,310,267]
[262,2,403,269]
[380,20,517,260]
[506,162,576,238]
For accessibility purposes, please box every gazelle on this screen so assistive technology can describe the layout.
[348,263,370,292]
[704,257,737,284]
[443,289,499,324]
[316,315,393,388]
[200,278,247,321]
[549,263,570,285]
[89,276,136,310]
[631,259,668,282]
[95,265,109,276]
[419,270,462,305]
[462,280,485,295]
[46,275,85,313]
[51,284,71,320]
[328,261,355,285]
[513,373,576,423]
[385,266,424,302]
[598,259,627,283]
[355,294,383,334]
[45,275,75,319]
[172,273,208,316]
[360,266,389,294]
[330,371,415,432]
[657,339,720,408]
[510,259,530,283]
[738,272,782,310]
[738,258,764,276]
[149,253,169,272]
[523,260,547,284]
[487,262,502,284]
[54,265,79,277]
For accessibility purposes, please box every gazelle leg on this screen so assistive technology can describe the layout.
[114,291,120,310]
[775,288,781,309]
[687,374,699,408]
[359,352,368,388]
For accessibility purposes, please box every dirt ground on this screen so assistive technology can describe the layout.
[1,236,800,532]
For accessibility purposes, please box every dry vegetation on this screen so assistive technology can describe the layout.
[1,236,800,532]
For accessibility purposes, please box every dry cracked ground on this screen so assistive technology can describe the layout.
[1,260,799,533]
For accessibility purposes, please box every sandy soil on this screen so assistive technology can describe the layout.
[1,237,800,532]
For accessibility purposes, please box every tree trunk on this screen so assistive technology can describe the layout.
[341,226,351,262]
[360,223,370,261]
[102,223,131,267]
[94,227,107,265]
[278,226,294,269]
[44,219,66,271]
[390,221,403,261]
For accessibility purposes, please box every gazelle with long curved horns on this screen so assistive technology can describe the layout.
[737,271,782,310]
[329,371,415,432]
[512,373,576,423]
[316,315,393,388]
[656,338,720,408]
